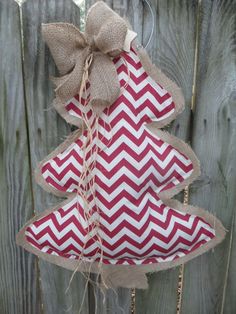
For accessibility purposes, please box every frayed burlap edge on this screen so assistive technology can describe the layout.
[16,39,227,290]
[132,40,185,128]
[17,125,227,289]
[33,127,200,201]
[35,40,195,200]
[34,129,83,198]
[52,40,185,128]
[16,194,227,289]
[52,97,83,127]
[145,127,201,200]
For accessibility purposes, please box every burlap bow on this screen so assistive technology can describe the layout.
[42,1,129,115]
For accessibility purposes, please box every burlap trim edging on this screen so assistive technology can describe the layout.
[16,194,227,289]
[34,39,195,200]
[16,38,227,289]
[133,40,185,127]
[34,129,83,198]
[34,127,201,201]
[17,126,227,288]
[52,40,185,129]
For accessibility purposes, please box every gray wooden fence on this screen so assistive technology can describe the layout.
[1,0,236,313]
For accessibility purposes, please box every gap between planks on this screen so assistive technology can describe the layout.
[177,0,202,313]
[16,1,44,313]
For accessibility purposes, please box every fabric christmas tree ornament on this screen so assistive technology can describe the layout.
[16,1,227,289]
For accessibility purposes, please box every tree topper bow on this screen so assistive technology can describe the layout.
[42,1,130,115]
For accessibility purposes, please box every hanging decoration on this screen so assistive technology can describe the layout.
[16,1,226,290]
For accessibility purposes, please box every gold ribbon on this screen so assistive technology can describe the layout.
[42,1,129,115]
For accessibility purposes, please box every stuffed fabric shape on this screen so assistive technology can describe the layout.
[16,2,226,290]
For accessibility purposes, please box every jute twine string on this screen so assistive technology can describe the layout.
[66,54,130,304]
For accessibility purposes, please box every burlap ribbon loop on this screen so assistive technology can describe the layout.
[42,1,128,115]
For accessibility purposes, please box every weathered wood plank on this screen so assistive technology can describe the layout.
[136,1,197,313]
[21,1,89,313]
[88,286,131,314]
[182,1,236,313]
[0,1,41,313]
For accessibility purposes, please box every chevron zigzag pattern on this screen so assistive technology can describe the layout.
[25,193,215,265]
[25,48,216,265]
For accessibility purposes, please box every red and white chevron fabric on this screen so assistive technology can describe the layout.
[25,48,216,265]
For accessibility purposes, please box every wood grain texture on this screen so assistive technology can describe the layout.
[0,1,41,313]
[181,1,236,313]
[136,1,197,313]
[2,0,235,313]
[21,1,89,313]
[88,285,131,314]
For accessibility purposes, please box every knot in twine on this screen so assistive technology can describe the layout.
[79,52,93,103]
[42,0,129,116]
